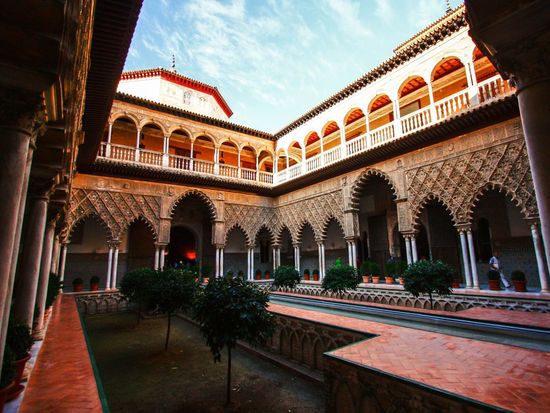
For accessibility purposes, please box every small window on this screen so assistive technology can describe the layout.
[183,91,191,105]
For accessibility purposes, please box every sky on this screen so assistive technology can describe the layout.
[125,0,462,133]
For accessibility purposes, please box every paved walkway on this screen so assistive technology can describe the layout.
[272,292,550,329]
[269,302,550,413]
[19,295,102,413]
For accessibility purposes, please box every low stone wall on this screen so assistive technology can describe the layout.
[278,284,550,313]
[74,292,129,314]
[266,313,370,371]
[323,355,507,413]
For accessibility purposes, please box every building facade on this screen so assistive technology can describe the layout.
[61,6,549,294]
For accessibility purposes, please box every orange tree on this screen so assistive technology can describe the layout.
[193,277,275,405]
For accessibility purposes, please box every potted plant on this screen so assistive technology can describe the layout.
[312,269,320,281]
[364,260,380,284]
[6,319,33,400]
[72,277,83,292]
[273,266,300,288]
[402,260,454,309]
[487,269,501,291]
[225,270,234,279]
[451,276,461,289]
[90,276,100,291]
[264,270,270,280]
[303,269,310,281]
[322,260,358,293]
[237,270,244,279]
[386,259,407,285]
[385,274,394,284]
[254,269,262,280]
[511,270,527,292]
[359,261,370,283]
[0,346,15,411]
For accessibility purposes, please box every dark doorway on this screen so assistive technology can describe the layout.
[167,227,196,267]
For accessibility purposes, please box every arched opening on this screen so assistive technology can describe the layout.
[344,108,366,141]
[240,146,257,175]
[299,223,317,277]
[368,94,393,132]
[324,218,346,270]
[418,200,461,272]
[110,117,138,147]
[397,76,432,133]
[431,56,469,118]
[276,148,287,172]
[169,194,214,278]
[287,141,303,166]
[254,227,273,279]
[193,135,216,167]
[258,150,274,183]
[65,216,110,290]
[218,140,239,178]
[126,219,156,271]
[279,226,293,267]
[356,175,398,274]
[167,129,193,169]
[225,226,248,278]
[322,121,341,152]
[139,123,164,165]
[472,189,539,289]
[472,47,498,83]
[304,132,321,160]
[167,226,196,267]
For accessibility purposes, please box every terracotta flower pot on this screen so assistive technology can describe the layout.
[203,278,209,284]
[362,275,370,283]
[451,280,460,288]
[254,274,261,280]
[313,274,319,281]
[303,274,310,281]
[7,353,30,401]
[488,279,501,291]
[385,277,394,284]
[90,283,99,291]
[513,280,526,292]
[371,276,380,284]
[73,284,83,292]
[264,273,270,280]
[398,277,405,285]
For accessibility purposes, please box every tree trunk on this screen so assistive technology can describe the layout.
[428,292,433,310]
[165,312,171,351]
[226,346,232,405]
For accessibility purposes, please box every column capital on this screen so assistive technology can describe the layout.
[107,239,121,249]
[455,224,471,233]
[154,242,168,247]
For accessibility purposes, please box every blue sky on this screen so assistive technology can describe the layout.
[125,0,462,133]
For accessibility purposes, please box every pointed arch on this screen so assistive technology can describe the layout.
[274,224,295,246]
[253,224,276,246]
[349,169,399,210]
[296,220,319,244]
[224,223,252,246]
[170,189,217,220]
[320,216,345,241]
[467,182,534,223]
[120,215,158,241]
[411,193,457,230]
[65,211,113,243]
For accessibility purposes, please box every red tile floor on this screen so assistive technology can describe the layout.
[18,295,102,413]
[269,302,550,413]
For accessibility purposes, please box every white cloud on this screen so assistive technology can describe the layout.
[322,0,371,39]
[375,0,393,23]
[408,0,445,28]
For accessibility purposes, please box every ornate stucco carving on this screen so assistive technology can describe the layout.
[406,138,538,228]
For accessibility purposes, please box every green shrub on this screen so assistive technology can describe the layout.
[7,318,33,359]
[0,346,15,389]
[402,260,455,309]
[237,270,244,279]
[120,268,155,314]
[487,269,501,281]
[225,271,234,279]
[511,270,525,281]
[360,260,380,276]
[385,259,407,277]
[273,265,300,288]
[45,273,62,308]
[322,260,358,293]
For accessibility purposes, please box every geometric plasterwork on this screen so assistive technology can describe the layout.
[63,188,161,242]
[223,189,345,246]
[349,168,400,210]
[406,138,538,228]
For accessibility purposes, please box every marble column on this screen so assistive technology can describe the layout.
[347,241,353,266]
[215,248,220,277]
[58,244,68,282]
[249,247,254,280]
[159,246,165,270]
[352,241,357,269]
[247,248,251,280]
[458,230,472,288]
[276,247,281,269]
[154,245,160,270]
[404,236,412,265]
[294,245,300,272]
[466,229,480,289]
[106,246,114,290]
[411,235,418,263]
[13,195,49,328]
[531,223,549,292]
[317,243,324,281]
[0,105,38,369]
[33,221,56,337]
[220,248,224,277]
[111,245,120,289]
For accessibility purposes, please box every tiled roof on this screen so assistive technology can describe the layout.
[115,92,274,140]
[120,67,233,117]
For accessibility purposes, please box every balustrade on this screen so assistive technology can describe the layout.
[99,74,514,186]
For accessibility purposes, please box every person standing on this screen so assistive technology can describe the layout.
[489,250,511,289]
